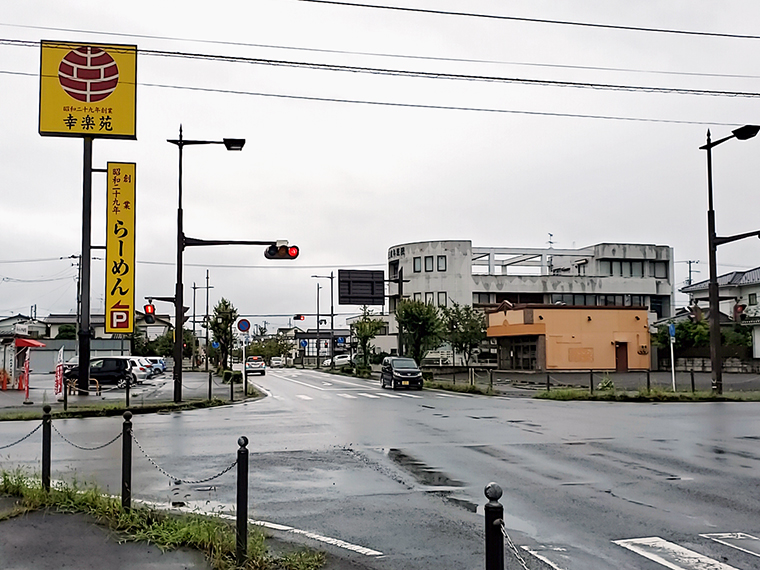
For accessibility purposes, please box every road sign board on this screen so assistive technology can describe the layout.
[338,269,385,305]
[337,337,345,344]
[300,339,308,348]
[212,341,220,349]
[669,323,676,337]
[237,319,250,332]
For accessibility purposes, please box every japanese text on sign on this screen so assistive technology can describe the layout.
[105,162,136,333]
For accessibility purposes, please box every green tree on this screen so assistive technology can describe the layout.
[246,334,294,362]
[440,302,486,366]
[209,298,238,370]
[351,306,385,369]
[395,299,443,364]
[55,324,77,340]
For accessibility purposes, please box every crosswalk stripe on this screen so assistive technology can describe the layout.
[336,393,357,399]
[358,393,380,399]
[377,393,402,398]
[613,537,739,570]
[400,393,422,398]
[701,533,760,558]
[295,395,313,400]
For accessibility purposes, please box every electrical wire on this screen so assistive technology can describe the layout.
[4,28,760,80]
[296,0,760,41]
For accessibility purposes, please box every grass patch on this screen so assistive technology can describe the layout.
[0,469,325,570]
[425,381,492,395]
[534,387,760,402]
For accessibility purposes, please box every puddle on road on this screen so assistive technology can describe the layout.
[387,448,477,512]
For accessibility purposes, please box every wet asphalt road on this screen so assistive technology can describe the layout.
[4,368,760,569]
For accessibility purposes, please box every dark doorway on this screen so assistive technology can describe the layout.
[615,342,628,372]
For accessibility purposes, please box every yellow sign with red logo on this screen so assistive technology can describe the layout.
[105,163,136,334]
[39,40,137,139]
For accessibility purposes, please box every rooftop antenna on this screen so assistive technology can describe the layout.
[547,233,555,248]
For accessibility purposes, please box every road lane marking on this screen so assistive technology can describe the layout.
[358,393,380,399]
[336,393,357,399]
[701,533,760,558]
[135,497,383,557]
[295,395,313,400]
[520,546,566,570]
[613,537,740,569]
[400,393,422,398]
[377,392,402,398]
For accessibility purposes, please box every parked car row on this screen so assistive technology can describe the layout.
[63,355,167,388]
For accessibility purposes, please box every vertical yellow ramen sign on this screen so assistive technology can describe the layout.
[39,41,137,139]
[105,163,136,333]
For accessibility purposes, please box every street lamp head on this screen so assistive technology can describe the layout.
[223,138,246,151]
[732,125,760,140]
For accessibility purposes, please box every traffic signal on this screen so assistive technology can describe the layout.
[265,244,299,260]
[294,314,305,320]
[144,304,156,324]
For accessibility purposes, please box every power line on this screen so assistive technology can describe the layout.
[1,68,739,126]
[4,28,760,81]
[6,39,760,101]
[297,0,760,41]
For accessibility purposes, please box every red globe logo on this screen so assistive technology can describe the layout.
[58,47,119,102]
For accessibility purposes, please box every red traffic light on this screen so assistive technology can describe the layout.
[144,304,156,324]
[294,314,305,320]
[265,244,299,260]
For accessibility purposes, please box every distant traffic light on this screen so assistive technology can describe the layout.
[265,244,299,260]
[144,304,156,324]
[294,314,305,321]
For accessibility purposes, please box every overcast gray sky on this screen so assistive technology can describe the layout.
[2,0,760,331]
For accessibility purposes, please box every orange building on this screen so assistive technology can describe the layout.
[486,302,650,372]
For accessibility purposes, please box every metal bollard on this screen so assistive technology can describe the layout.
[489,369,493,390]
[589,370,594,394]
[646,370,651,393]
[230,372,234,402]
[122,411,132,511]
[208,371,213,401]
[244,367,248,398]
[42,405,51,492]
[546,373,551,392]
[236,436,249,567]
[125,372,130,408]
[691,370,695,393]
[484,482,504,570]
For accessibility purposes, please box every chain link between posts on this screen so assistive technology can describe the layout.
[130,429,237,484]
[52,424,122,451]
[0,424,42,450]
[500,520,531,570]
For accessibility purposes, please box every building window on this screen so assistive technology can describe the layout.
[750,293,758,306]
[413,257,422,273]
[437,255,447,271]
[425,292,434,304]
[649,261,668,279]
[438,292,447,306]
[425,256,434,272]
[414,292,422,302]
[473,292,490,304]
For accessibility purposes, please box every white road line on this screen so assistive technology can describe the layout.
[358,393,380,399]
[50,485,384,559]
[613,537,740,570]
[400,393,422,398]
[336,393,357,399]
[295,395,313,400]
[377,392,402,398]
[520,546,566,570]
[701,533,760,558]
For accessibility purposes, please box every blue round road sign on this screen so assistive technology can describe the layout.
[238,319,251,332]
[300,339,308,348]
[212,341,220,349]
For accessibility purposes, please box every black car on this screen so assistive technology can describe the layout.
[380,357,423,390]
[63,356,132,388]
